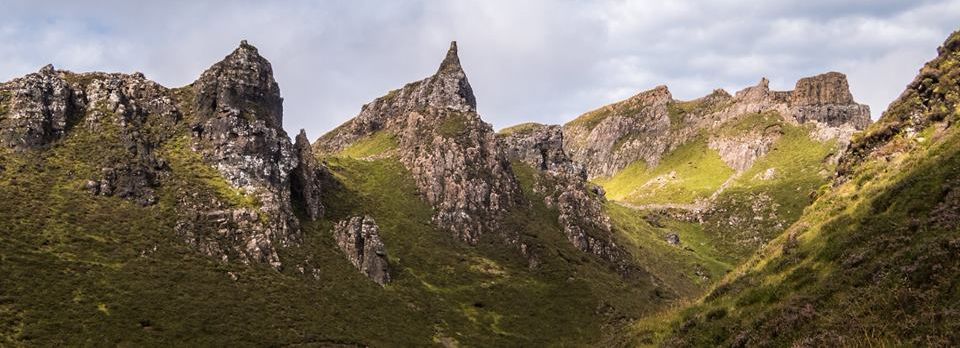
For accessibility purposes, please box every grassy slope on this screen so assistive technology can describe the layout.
[0,105,674,346]
[605,203,734,299]
[698,114,837,260]
[599,111,836,262]
[637,31,960,347]
[596,137,735,205]
[644,121,960,347]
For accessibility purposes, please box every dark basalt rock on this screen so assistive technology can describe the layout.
[333,216,391,286]
[184,40,302,269]
[194,40,284,130]
[291,129,325,221]
[0,64,83,150]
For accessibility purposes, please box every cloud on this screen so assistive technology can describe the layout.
[1,0,958,137]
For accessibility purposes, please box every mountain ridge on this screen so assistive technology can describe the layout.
[1,31,958,347]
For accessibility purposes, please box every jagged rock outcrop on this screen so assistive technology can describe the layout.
[563,86,677,178]
[333,216,391,286]
[0,65,83,150]
[78,72,181,206]
[500,123,582,175]
[707,127,782,172]
[181,41,302,269]
[315,42,520,245]
[291,129,325,220]
[0,66,180,205]
[499,123,630,273]
[791,72,871,129]
[563,72,871,179]
[0,41,327,271]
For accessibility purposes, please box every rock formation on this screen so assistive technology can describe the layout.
[707,127,781,173]
[0,41,328,270]
[0,64,83,150]
[333,216,391,286]
[563,72,871,179]
[0,66,180,206]
[291,129,325,220]
[315,42,521,245]
[176,41,304,269]
[499,123,630,273]
[562,85,677,179]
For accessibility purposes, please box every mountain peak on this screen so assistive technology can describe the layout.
[193,40,283,129]
[428,41,475,111]
[437,41,463,75]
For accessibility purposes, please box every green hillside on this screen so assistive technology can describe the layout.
[629,30,960,347]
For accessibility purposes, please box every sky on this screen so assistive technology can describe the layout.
[2,1,959,138]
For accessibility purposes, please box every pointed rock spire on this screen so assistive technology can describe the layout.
[292,129,324,221]
[427,40,475,111]
[437,41,463,75]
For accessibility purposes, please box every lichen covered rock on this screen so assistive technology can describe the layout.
[183,41,303,269]
[316,42,520,245]
[0,64,82,150]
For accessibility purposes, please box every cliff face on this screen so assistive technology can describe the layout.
[182,42,304,268]
[333,215,391,286]
[0,41,324,270]
[315,42,521,245]
[498,124,629,271]
[562,86,677,179]
[563,72,871,179]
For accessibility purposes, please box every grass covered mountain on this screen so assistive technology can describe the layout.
[0,41,688,346]
[627,29,960,348]
[1,30,958,347]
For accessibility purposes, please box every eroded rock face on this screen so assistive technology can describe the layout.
[0,41,325,271]
[0,66,180,205]
[333,216,391,286]
[500,124,583,176]
[291,129,325,221]
[708,128,782,173]
[184,41,302,269]
[0,65,83,150]
[563,72,871,179]
[315,42,520,245]
[499,123,631,273]
[563,86,676,179]
[79,72,181,206]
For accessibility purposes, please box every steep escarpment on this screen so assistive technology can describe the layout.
[552,72,872,267]
[644,30,960,347]
[562,85,678,179]
[315,42,521,245]
[564,72,870,179]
